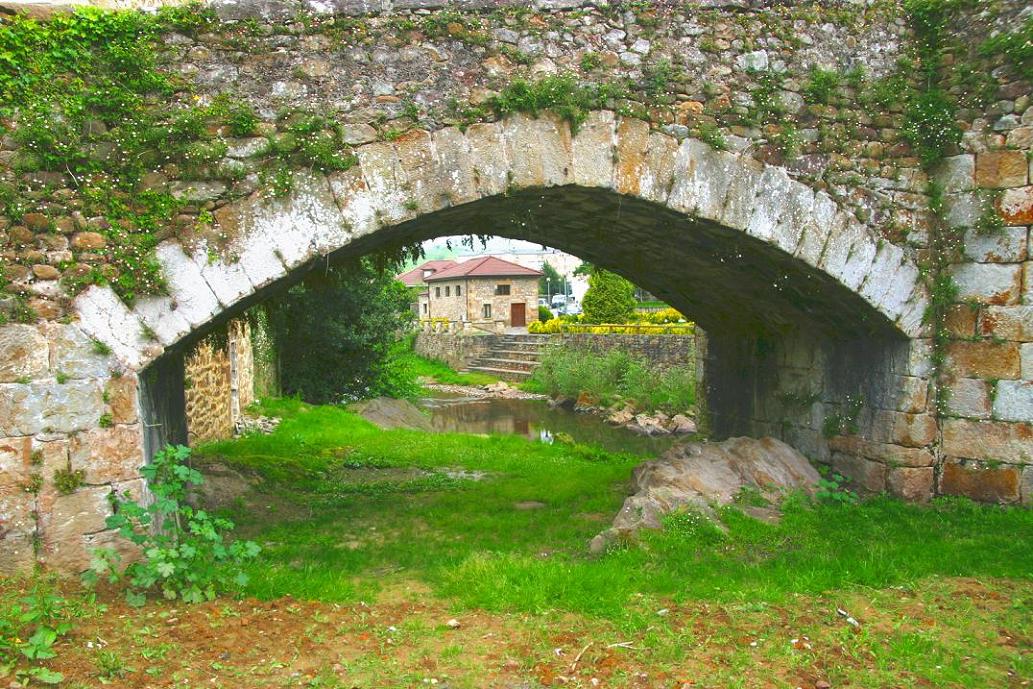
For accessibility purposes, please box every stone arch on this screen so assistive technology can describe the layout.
[74,113,927,369]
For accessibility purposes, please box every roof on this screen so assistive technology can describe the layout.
[423,256,543,281]
[395,260,458,287]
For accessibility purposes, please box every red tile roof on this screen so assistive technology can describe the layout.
[423,256,543,281]
[395,260,458,287]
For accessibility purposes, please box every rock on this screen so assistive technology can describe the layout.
[627,413,669,436]
[349,397,434,432]
[22,212,49,231]
[483,381,512,395]
[607,409,634,425]
[590,437,819,552]
[169,180,227,202]
[31,264,60,280]
[71,232,106,250]
[446,618,461,629]
[341,124,377,145]
[669,414,697,434]
[513,501,546,510]
[234,414,280,436]
[0,325,49,383]
[574,391,599,411]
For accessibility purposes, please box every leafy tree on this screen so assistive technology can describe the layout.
[581,269,636,324]
[538,261,563,296]
[262,257,417,404]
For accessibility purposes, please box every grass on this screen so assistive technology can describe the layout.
[526,346,696,414]
[199,399,1033,627]
[402,352,500,387]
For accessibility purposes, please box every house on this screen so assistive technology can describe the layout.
[395,259,458,317]
[421,256,542,328]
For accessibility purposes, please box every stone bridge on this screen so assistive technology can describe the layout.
[1,0,1030,572]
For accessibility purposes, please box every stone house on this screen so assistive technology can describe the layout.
[421,256,542,328]
[395,259,457,317]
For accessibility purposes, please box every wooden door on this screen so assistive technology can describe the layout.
[510,302,526,327]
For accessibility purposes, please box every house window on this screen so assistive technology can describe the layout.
[445,286,451,297]
[482,303,492,319]
[495,284,511,295]
[422,269,433,278]
[456,285,461,296]
[422,303,428,314]
[435,287,440,298]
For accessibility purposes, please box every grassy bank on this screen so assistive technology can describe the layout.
[525,346,696,414]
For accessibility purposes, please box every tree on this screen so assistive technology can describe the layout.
[262,257,416,404]
[539,261,563,296]
[581,268,636,324]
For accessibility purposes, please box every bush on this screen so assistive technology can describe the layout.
[529,317,563,334]
[529,346,696,414]
[581,269,636,324]
[538,305,554,322]
[85,445,261,605]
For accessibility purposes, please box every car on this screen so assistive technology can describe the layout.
[538,297,549,307]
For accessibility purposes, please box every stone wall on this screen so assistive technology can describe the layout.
[183,318,254,444]
[414,331,495,370]
[556,332,696,369]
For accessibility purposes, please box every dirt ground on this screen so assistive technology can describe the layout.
[22,576,1032,689]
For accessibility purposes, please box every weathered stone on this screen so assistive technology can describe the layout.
[341,124,377,145]
[44,323,113,379]
[571,110,616,190]
[70,232,106,250]
[613,117,650,197]
[827,436,935,467]
[934,155,974,192]
[993,380,1033,423]
[974,150,1028,189]
[106,375,138,424]
[1022,343,1033,380]
[979,305,1033,341]
[169,180,227,202]
[225,137,268,158]
[69,426,143,484]
[963,227,1027,263]
[73,287,153,369]
[0,325,48,383]
[886,466,934,502]
[997,185,1033,225]
[947,340,1021,379]
[0,436,31,488]
[31,264,59,280]
[44,485,114,572]
[949,262,1022,305]
[940,459,1021,503]
[942,418,1033,463]
[22,212,49,231]
[831,453,887,492]
[946,378,991,419]
[502,113,572,189]
[871,410,937,447]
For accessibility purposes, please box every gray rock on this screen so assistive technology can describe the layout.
[349,397,434,432]
[589,437,819,553]
[0,325,49,383]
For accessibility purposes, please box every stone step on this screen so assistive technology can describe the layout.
[474,357,539,371]
[467,365,533,380]
[488,349,543,358]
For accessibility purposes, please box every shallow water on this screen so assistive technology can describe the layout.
[416,393,681,457]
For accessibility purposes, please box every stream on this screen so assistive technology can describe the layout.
[415,391,681,457]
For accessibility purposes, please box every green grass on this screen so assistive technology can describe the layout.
[199,399,1033,630]
[394,348,500,387]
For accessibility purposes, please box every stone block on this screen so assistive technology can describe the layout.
[73,286,150,369]
[946,340,1021,379]
[942,418,1033,463]
[943,192,981,227]
[613,117,650,197]
[831,453,887,493]
[43,323,113,380]
[132,295,192,347]
[43,485,115,572]
[464,121,509,198]
[1,381,102,437]
[106,375,138,424]
[858,241,906,309]
[716,159,764,231]
[837,233,878,291]
[502,113,572,189]
[637,131,679,204]
[963,227,1027,263]
[394,129,449,215]
[949,262,1022,305]
[827,435,935,467]
[894,376,930,413]
[1022,343,1033,380]
[1025,261,1033,302]
[192,244,255,308]
[997,185,1033,224]
[795,190,838,267]
[669,138,737,221]
[944,304,977,338]
[933,154,974,192]
[0,325,49,383]
[887,466,934,502]
[993,380,1033,423]
[975,150,1028,189]
[896,293,931,339]
[0,436,31,488]
[946,378,991,419]
[940,459,1021,503]
[327,167,378,242]
[0,490,36,574]
[432,126,478,206]
[871,410,937,447]
[69,426,143,484]
[355,140,411,227]
[979,305,1033,341]
[571,110,616,190]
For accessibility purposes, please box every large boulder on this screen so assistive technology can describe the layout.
[590,436,820,553]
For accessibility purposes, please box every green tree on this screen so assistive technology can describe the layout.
[262,257,416,404]
[538,261,563,296]
[581,269,636,324]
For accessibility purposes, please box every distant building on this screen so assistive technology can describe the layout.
[401,256,542,328]
[396,259,458,317]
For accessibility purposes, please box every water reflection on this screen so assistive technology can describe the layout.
[416,394,678,457]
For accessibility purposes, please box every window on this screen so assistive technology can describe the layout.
[435,287,440,298]
[422,303,428,314]
[495,284,511,295]
[456,285,461,296]
[445,286,451,297]
[422,269,433,278]
[482,303,492,319]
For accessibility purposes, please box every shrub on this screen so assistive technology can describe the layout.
[85,444,261,605]
[538,305,554,322]
[581,269,636,324]
[529,317,563,334]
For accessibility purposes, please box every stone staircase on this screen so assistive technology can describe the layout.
[465,334,552,381]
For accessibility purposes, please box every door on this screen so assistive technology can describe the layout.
[510,302,526,327]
